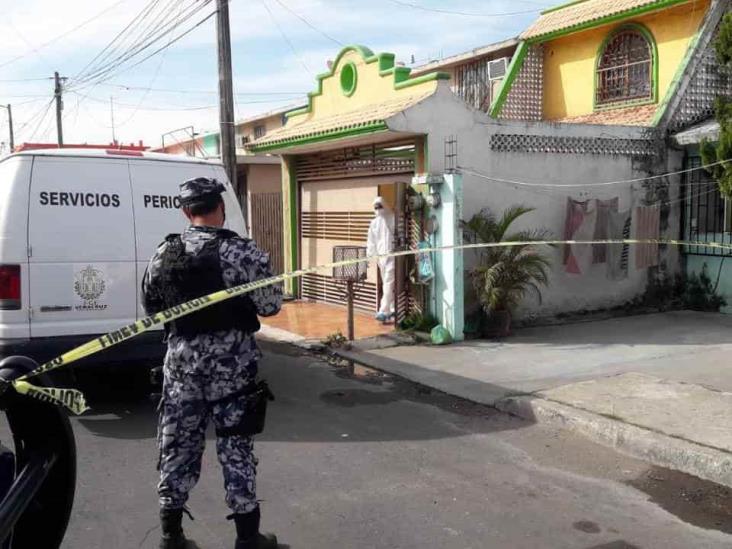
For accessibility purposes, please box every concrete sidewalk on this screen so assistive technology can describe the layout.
[334,311,732,487]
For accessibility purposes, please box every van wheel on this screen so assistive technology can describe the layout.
[0,356,76,549]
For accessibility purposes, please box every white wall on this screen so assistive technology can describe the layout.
[389,85,683,320]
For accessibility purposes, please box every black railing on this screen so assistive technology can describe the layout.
[681,156,732,257]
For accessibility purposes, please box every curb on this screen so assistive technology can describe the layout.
[496,396,732,488]
[334,349,732,488]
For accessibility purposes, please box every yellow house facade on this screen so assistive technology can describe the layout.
[492,0,716,126]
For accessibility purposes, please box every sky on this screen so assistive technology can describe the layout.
[0,0,557,152]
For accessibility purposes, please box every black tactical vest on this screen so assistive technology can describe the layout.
[158,229,261,338]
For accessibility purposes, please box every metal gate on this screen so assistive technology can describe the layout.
[297,140,418,316]
[250,192,284,274]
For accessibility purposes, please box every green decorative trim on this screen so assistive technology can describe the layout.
[394,71,449,89]
[489,41,529,118]
[250,121,389,153]
[340,61,358,97]
[526,0,693,44]
[650,21,704,126]
[284,44,450,122]
[593,23,659,111]
[541,0,589,15]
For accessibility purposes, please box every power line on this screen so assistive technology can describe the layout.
[71,0,213,88]
[69,90,297,110]
[24,99,55,142]
[458,159,732,188]
[271,0,344,46]
[111,0,188,128]
[97,83,306,96]
[0,77,52,83]
[262,0,312,75]
[72,0,164,81]
[385,0,540,17]
[0,0,129,70]
[15,99,54,136]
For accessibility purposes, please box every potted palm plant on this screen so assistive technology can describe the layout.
[461,206,552,337]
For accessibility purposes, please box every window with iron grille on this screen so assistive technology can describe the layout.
[456,59,493,112]
[254,125,266,139]
[682,156,732,257]
[596,27,654,108]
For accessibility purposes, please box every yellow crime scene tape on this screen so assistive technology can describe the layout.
[5,237,732,416]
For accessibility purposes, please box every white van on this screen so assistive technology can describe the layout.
[0,148,247,372]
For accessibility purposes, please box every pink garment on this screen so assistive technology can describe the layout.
[634,205,660,269]
[563,199,590,267]
[564,198,600,275]
[566,208,598,275]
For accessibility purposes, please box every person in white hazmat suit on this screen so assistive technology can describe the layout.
[367,196,396,322]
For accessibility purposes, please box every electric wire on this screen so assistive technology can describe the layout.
[97,83,306,96]
[385,0,540,17]
[111,0,188,128]
[0,0,129,70]
[271,0,344,46]
[70,91,297,110]
[71,0,164,82]
[71,0,214,89]
[262,0,312,75]
[458,159,732,188]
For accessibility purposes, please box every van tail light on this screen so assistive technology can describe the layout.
[0,265,21,310]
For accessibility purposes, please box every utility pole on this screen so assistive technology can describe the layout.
[1,105,13,152]
[54,72,65,146]
[216,0,245,223]
[110,96,116,144]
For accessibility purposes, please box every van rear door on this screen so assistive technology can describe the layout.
[27,155,137,337]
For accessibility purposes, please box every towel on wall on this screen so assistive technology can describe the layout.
[563,198,599,275]
[635,205,660,270]
[565,206,598,275]
[607,209,631,280]
[592,198,619,264]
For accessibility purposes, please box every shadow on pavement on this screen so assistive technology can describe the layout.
[74,342,537,443]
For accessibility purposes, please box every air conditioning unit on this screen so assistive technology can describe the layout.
[488,57,509,80]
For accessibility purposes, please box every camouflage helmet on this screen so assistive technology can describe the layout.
[178,177,226,207]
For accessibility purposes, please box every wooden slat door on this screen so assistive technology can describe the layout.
[250,192,284,274]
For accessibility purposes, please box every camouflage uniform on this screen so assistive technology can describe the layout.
[142,225,281,514]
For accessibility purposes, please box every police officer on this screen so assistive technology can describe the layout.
[142,177,282,549]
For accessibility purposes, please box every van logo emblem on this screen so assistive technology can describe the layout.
[74,266,108,311]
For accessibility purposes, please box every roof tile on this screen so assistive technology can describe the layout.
[554,103,658,125]
[522,0,684,40]
[249,91,435,150]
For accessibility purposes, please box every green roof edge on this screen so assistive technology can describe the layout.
[249,121,389,153]
[489,41,529,118]
[650,19,704,126]
[541,0,590,15]
[525,0,694,44]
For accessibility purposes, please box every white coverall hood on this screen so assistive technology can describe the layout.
[367,200,395,316]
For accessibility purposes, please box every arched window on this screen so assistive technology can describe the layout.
[596,27,655,108]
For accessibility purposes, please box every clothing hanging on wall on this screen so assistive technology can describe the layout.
[564,200,597,275]
[635,205,660,269]
[607,209,631,280]
[592,198,619,264]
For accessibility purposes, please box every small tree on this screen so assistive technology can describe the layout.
[701,13,732,197]
[461,207,552,336]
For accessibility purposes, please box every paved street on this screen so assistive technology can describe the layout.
[56,341,732,549]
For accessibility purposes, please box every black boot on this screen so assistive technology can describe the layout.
[233,507,278,549]
[159,508,187,549]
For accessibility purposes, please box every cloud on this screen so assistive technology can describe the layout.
[0,0,557,147]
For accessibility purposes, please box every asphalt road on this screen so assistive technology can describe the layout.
[49,341,732,548]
